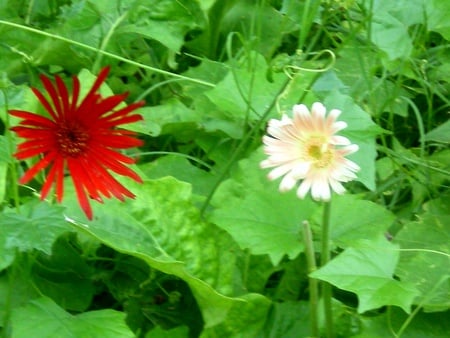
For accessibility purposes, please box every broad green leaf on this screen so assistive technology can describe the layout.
[62,176,248,327]
[32,234,95,312]
[210,149,320,265]
[0,201,72,271]
[200,293,271,338]
[258,301,310,338]
[424,119,450,144]
[135,99,201,137]
[394,197,450,312]
[312,194,396,248]
[426,0,450,40]
[140,155,216,197]
[311,236,419,313]
[118,0,206,52]
[219,2,297,58]
[10,296,134,338]
[0,137,8,204]
[145,326,189,338]
[360,0,425,60]
[203,52,286,138]
[354,307,450,338]
[324,91,383,191]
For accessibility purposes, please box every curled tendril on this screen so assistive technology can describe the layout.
[275,49,336,115]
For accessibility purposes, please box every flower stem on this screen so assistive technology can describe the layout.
[321,200,334,338]
[302,221,319,338]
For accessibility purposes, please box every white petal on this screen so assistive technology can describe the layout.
[328,108,342,121]
[311,178,331,201]
[332,121,348,133]
[331,135,351,145]
[293,104,310,118]
[311,102,326,120]
[290,161,311,178]
[341,144,359,155]
[329,179,346,195]
[266,162,296,180]
[297,179,312,199]
[279,174,297,192]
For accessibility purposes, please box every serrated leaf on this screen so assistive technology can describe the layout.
[62,176,247,327]
[210,149,320,265]
[313,194,396,248]
[11,296,134,338]
[311,237,419,313]
[394,197,450,312]
[0,201,71,270]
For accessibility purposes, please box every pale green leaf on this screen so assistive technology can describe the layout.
[62,176,248,327]
[200,293,271,338]
[311,237,419,313]
[11,297,134,338]
[0,201,71,271]
[211,149,320,265]
[394,197,450,312]
[313,194,396,248]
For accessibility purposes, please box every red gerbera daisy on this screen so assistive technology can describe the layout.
[9,66,144,220]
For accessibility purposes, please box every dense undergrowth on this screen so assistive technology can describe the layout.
[0,0,449,337]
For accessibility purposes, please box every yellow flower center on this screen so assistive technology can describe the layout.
[304,137,334,168]
[56,122,90,157]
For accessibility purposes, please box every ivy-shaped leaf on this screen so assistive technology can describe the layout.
[311,237,419,313]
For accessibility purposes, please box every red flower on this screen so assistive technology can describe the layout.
[10,67,144,220]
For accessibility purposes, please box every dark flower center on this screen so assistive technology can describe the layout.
[56,122,90,157]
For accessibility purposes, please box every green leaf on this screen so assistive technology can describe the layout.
[394,197,450,312]
[426,0,450,40]
[0,201,72,271]
[354,307,450,338]
[200,293,271,338]
[424,119,450,144]
[145,326,189,338]
[259,301,310,338]
[135,99,201,137]
[10,296,134,338]
[363,0,425,60]
[119,0,205,52]
[62,176,248,327]
[324,91,383,191]
[32,234,95,312]
[313,194,396,248]
[210,149,320,265]
[141,155,216,198]
[311,236,419,313]
[202,52,286,138]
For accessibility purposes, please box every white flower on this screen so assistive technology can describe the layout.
[261,102,360,201]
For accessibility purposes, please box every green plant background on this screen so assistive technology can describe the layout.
[0,0,449,337]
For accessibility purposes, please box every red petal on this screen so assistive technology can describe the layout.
[67,159,94,220]
[19,151,57,184]
[71,76,80,111]
[55,76,70,116]
[9,110,55,128]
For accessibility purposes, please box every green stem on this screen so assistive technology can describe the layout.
[321,200,334,338]
[302,221,319,338]
[0,20,215,88]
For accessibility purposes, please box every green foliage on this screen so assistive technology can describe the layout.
[0,0,449,337]
[311,236,420,313]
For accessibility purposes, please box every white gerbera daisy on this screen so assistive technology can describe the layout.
[261,102,360,201]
